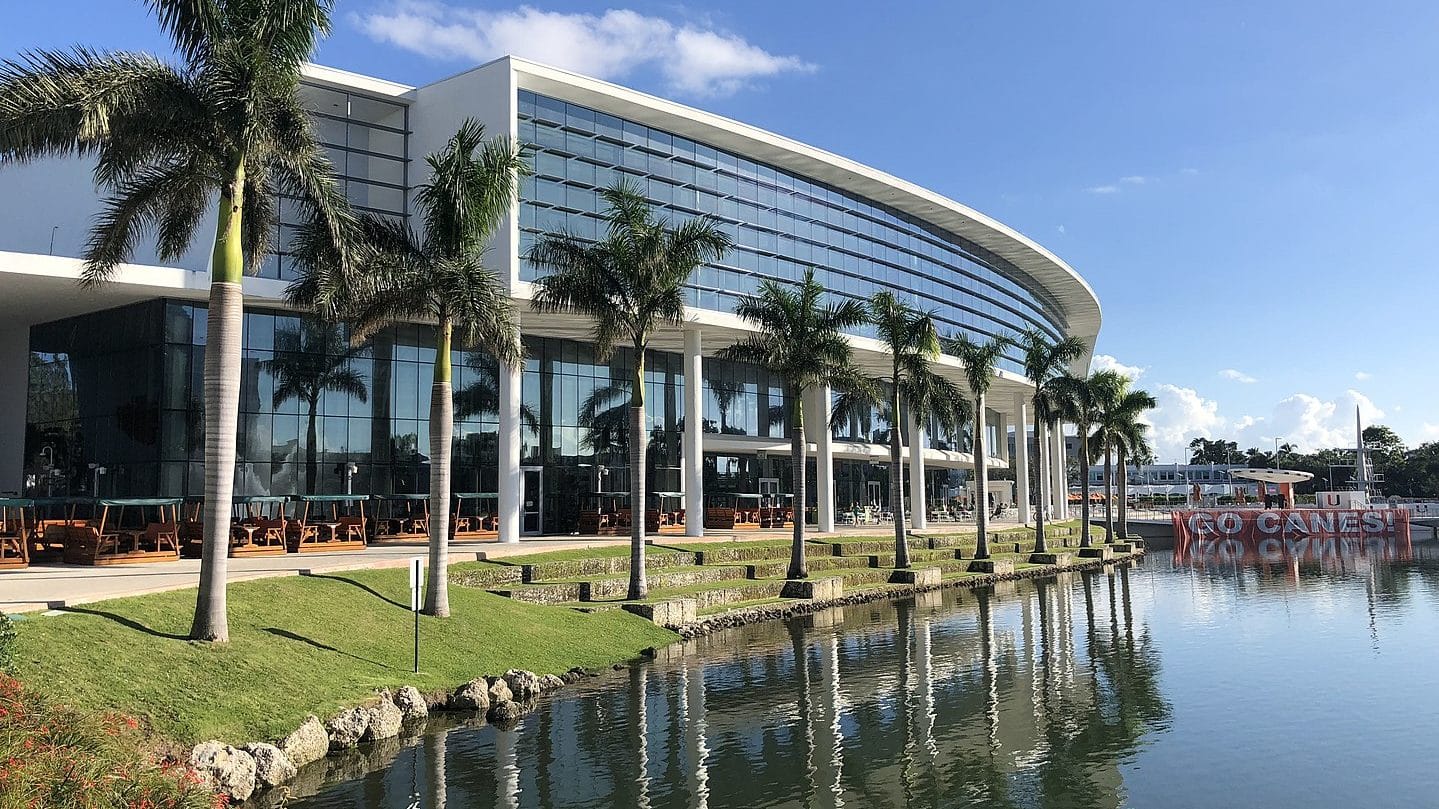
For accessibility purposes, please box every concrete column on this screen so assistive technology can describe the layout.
[994,409,1008,462]
[498,352,522,544]
[1051,423,1068,520]
[1037,421,1051,522]
[683,329,704,537]
[806,384,835,533]
[908,411,926,530]
[1013,394,1031,524]
[0,328,26,493]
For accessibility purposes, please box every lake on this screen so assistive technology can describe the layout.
[283,545,1439,808]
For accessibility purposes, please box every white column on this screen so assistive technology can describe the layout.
[497,351,522,544]
[0,328,27,493]
[806,384,835,533]
[1037,421,1051,522]
[908,411,926,530]
[683,329,704,537]
[994,409,1008,462]
[1013,394,1031,524]
[1051,423,1068,520]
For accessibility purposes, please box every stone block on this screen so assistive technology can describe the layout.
[622,598,698,627]
[1111,542,1134,554]
[1078,546,1113,560]
[1029,553,1073,566]
[781,576,844,600]
[967,559,1016,575]
[889,568,941,587]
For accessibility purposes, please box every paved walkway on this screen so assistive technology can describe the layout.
[0,518,1027,614]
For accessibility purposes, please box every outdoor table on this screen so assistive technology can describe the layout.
[288,495,369,553]
[648,492,686,534]
[374,493,431,541]
[0,497,34,570]
[453,492,500,540]
[704,493,764,530]
[61,497,182,566]
[577,492,628,536]
[229,496,290,556]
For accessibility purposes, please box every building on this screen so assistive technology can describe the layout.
[1084,463,1259,498]
[0,56,1101,541]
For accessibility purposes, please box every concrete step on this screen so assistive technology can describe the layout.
[577,565,751,601]
[677,541,836,565]
[520,549,697,583]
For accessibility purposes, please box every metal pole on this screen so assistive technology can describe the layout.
[414,607,419,674]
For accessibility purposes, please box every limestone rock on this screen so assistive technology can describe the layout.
[189,741,257,802]
[487,677,513,705]
[540,674,565,692]
[279,715,330,769]
[394,686,429,721]
[364,693,404,741]
[243,743,297,788]
[503,669,542,701]
[487,699,526,726]
[451,678,490,712]
[326,707,371,750]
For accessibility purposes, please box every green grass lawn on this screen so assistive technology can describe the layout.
[11,568,676,746]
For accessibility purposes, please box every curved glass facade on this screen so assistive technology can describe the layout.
[517,91,1065,374]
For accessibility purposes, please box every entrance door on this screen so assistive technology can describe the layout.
[866,480,882,508]
[759,477,780,508]
[521,467,543,535]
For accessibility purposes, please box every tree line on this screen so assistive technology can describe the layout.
[1186,427,1439,496]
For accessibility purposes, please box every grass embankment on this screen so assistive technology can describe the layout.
[10,568,676,746]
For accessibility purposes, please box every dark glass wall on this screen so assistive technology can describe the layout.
[517,90,1068,375]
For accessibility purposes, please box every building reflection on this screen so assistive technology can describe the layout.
[288,566,1169,809]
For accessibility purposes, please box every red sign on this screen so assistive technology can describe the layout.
[1172,508,1410,561]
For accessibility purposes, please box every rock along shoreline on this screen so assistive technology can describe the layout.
[192,548,1143,804]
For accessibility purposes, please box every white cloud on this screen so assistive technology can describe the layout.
[1354,371,1371,381]
[1423,423,1439,439]
[354,1,815,97]
[1141,384,1225,462]
[1246,389,1383,452]
[1180,167,1200,176]
[1086,184,1120,194]
[1120,175,1148,185]
[1090,354,1145,380]
[1056,224,1066,235]
[1219,368,1258,384]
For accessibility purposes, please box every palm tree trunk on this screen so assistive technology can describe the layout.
[1117,448,1130,539]
[891,385,909,569]
[1033,408,1048,554]
[973,395,990,560]
[788,388,807,579]
[425,318,454,617]
[628,345,649,600]
[1103,444,1115,543]
[1079,430,1093,548]
[190,158,246,643]
[305,398,318,495]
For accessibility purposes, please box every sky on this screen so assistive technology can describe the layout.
[4,0,1437,462]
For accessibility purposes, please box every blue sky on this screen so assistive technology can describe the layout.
[5,0,1437,460]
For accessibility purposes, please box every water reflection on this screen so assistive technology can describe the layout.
[288,560,1176,808]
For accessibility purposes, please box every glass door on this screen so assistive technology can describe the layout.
[758,477,780,508]
[521,467,543,535]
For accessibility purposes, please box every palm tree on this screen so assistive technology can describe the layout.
[718,269,868,578]
[1092,379,1156,542]
[529,180,731,600]
[263,319,368,494]
[943,334,1007,560]
[838,293,966,569]
[1050,370,1125,548]
[290,120,527,617]
[1015,329,1087,554]
[0,1,352,641]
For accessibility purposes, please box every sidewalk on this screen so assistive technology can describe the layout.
[0,518,1025,614]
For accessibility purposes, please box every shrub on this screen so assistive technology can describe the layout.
[0,675,219,809]
[0,612,14,676]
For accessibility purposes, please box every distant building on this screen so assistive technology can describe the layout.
[1084,463,1259,497]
